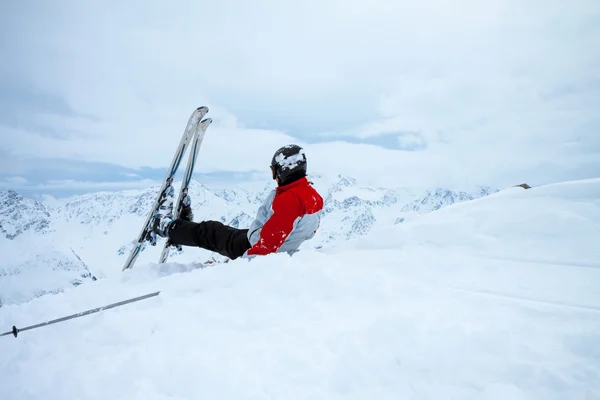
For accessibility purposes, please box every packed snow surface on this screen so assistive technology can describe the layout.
[1,179,599,399]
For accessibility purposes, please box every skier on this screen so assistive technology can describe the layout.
[151,144,324,260]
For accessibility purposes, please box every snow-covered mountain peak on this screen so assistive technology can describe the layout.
[400,186,498,213]
[55,188,152,227]
[0,190,51,239]
[319,174,358,195]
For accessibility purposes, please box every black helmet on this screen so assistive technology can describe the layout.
[270,144,307,182]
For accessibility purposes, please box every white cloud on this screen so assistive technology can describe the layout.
[0,178,161,192]
[39,194,60,207]
[36,179,163,191]
[1,120,298,172]
[2,0,599,189]
[5,176,28,185]
[397,133,427,151]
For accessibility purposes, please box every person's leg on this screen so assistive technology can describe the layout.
[168,219,251,260]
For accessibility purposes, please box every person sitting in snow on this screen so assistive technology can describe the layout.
[151,144,324,260]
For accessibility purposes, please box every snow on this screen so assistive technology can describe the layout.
[1,178,599,399]
[0,190,51,239]
[1,175,493,306]
[274,146,306,170]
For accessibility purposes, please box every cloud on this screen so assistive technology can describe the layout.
[1,0,599,192]
[397,133,427,151]
[0,178,161,192]
[0,119,298,172]
[5,176,28,185]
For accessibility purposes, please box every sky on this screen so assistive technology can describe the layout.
[1,0,599,198]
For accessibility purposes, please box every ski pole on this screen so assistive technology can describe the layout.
[1,291,160,338]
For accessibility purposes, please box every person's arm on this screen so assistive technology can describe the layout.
[246,191,301,256]
[247,191,273,242]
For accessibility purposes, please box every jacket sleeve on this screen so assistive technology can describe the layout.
[247,190,274,245]
[246,191,301,256]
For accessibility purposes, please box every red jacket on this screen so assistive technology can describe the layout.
[246,177,324,256]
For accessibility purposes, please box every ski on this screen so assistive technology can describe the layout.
[122,106,208,271]
[158,117,213,264]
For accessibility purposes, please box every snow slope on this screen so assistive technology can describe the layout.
[0,176,494,306]
[1,179,599,399]
[0,191,96,307]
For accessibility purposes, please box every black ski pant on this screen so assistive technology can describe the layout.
[167,219,251,260]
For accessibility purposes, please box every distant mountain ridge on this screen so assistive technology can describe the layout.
[0,175,497,306]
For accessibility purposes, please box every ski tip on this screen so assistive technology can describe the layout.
[196,106,209,113]
[200,118,213,125]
